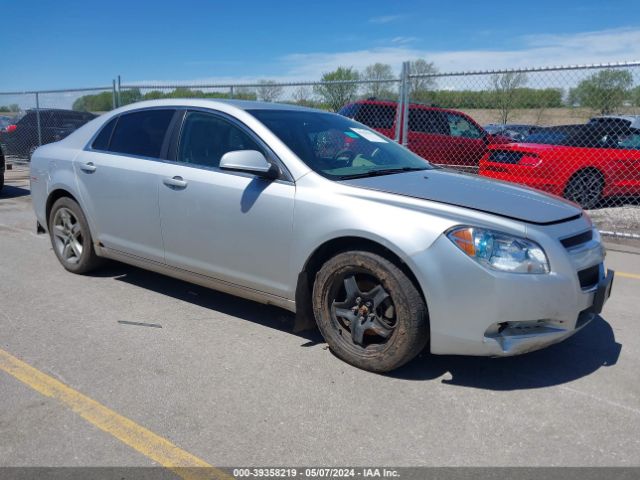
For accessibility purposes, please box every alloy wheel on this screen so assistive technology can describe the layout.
[566,172,603,209]
[52,207,84,264]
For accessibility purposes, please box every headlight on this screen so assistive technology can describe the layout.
[447,226,549,274]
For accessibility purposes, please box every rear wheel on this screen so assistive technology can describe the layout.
[48,197,102,274]
[564,170,604,209]
[312,251,429,372]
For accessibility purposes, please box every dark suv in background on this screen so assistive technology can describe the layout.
[0,109,96,159]
[339,99,510,169]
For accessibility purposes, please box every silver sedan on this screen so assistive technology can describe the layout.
[30,99,614,372]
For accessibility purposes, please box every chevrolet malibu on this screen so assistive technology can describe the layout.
[30,99,614,372]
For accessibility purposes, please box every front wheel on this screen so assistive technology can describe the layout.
[312,251,429,372]
[48,197,102,274]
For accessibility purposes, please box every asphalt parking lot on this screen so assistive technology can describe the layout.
[1,166,639,471]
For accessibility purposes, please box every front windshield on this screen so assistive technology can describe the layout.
[249,109,431,179]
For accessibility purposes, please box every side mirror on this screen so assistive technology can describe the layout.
[219,150,279,179]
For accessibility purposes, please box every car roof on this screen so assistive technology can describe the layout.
[25,108,95,114]
[590,115,640,129]
[111,98,317,115]
[533,123,629,134]
[347,98,462,114]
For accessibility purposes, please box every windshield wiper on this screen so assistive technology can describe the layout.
[338,167,428,180]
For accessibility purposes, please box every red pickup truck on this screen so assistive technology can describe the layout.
[339,99,510,169]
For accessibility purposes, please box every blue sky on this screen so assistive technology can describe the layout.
[2,0,640,90]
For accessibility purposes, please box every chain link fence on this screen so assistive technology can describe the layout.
[0,86,114,161]
[402,62,640,240]
[1,61,639,240]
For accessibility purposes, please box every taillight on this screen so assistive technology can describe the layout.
[6,124,17,133]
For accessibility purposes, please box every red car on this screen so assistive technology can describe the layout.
[339,99,510,169]
[479,124,640,209]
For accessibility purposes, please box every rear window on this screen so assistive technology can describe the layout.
[589,117,632,129]
[338,104,358,119]
[108,109,175,158]
[17,112,36,126]
[523,130,569,145]
[91,117,118,151]
[49,112,91,128]
[338,104,397,130]
[409,109,448,134]
[354,104,396,129]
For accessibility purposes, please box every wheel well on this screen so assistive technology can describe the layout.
[567,167,605,185]
[45,189,79,225]
[293,236,425,332]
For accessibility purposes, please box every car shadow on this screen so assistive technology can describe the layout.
[91,262,323,344]
[389,315,621,389]
[91,261,620,390]
[0,185,30,199]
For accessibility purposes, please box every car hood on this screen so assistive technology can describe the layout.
[340,169,582,225]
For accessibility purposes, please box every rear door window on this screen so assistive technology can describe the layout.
[353,104,396,129]
[108,109,175,158]
[408,109,448,134]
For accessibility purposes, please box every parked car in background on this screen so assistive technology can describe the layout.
[588,115,640,130]
[484,123,539,142]
[0,109,96,159]
[338,99,511,169]
[0,115,13,132]
[479,123,640,209]
[31,99,613,372]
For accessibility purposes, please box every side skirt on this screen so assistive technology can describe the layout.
[95,245,297,313]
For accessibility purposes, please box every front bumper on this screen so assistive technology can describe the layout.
[410,223,612,357]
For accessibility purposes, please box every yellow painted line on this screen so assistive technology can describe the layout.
[617,271,640,281]
[0,348,231,480]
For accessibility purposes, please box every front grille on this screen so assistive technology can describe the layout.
[561,230,593,249]
[578,264,600,289]
[488,150,523,164]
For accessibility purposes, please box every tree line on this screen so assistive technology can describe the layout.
[63,62,640,121]
[0,104,20,113]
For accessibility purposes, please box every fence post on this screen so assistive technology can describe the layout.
[394,68,404,143]
[117,75,122,107]
[35,92,42,147]
[112,80,117,109]
[401,61,410,147]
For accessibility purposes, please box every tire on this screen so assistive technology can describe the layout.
[48,197,102,274]
[0,173,4,193]
[312,251,429,372]
[564,170,604,210]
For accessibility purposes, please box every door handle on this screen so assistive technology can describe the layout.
[80,162,96,173]
[163,176,188,189]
